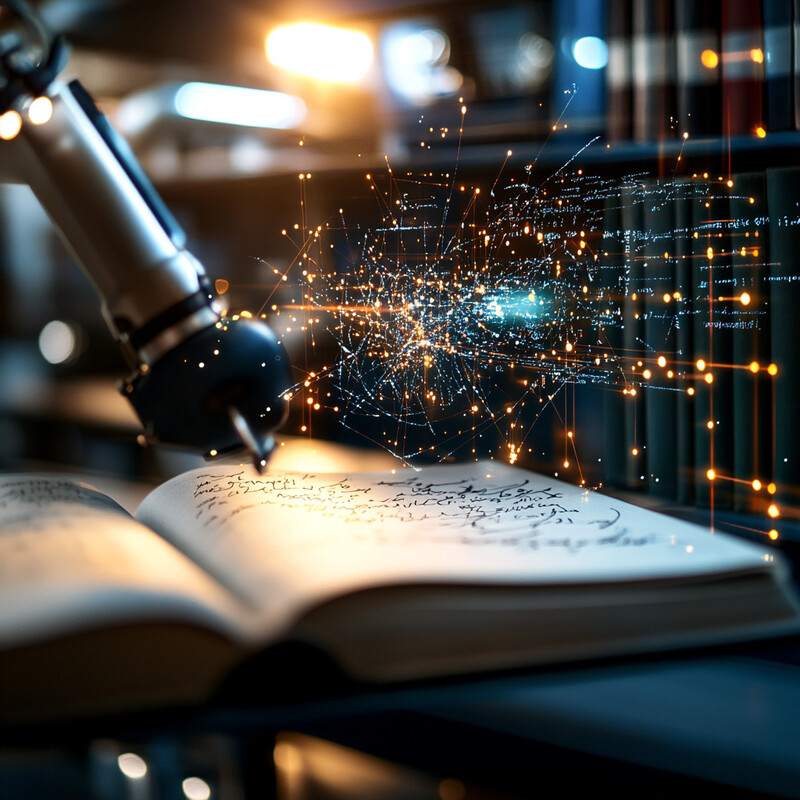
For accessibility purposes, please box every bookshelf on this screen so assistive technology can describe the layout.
[124,0,800,547]
[0,0,797,544]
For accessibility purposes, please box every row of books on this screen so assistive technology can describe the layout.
[606,0,796,142]
[599,165,799,522]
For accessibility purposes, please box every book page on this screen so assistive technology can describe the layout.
[0,476,246,649]
[137,461,777,631]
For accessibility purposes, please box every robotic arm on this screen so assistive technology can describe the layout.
[0,1,290,471]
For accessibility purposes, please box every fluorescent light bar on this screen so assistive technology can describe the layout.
[174,82,306,129]
[266,23,373,83]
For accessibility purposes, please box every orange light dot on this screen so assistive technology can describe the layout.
[631,448,638,456]
[768,529,779,541]
[727,179,734,188]
[768,503,780,518]
[749,361,760,373]
[752,479,762,491]
[701,49,719,69]
[658,356,667,367]
[563,460,570,468]
[706,469,716,481]
[663,293,671,303]
[673,291,682,300]
[756,126,767,138]
[740,292,751,306]
[643,369,652,379]
[28,96,53,125]
[750,48,764,63]
[687,387,695,396]
[630,388,637,397]
[0,109,21,140]
[696,359,706,371]
[768,363,778,376]
[704,373,714,384]
[706,420,715,430]
[706,247,714,260]
[767,482,777,495]
[667,370,674,378]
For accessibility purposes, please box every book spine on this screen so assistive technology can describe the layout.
[606,0,633,142]
[712,187,736,511]
[674,0,722,138]
[673,180,696,505]
[601,191,627,487]
[766,166,800,515]
[730,172,772,513]
[691,187,715,508]
[642,179,678,498]
[632,0,676,141]
[722,0,766,137]
[621,181,646,489]
[795,0,800,130]
[763,0,794,132]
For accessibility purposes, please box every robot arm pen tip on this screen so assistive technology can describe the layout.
[229,406,273,475]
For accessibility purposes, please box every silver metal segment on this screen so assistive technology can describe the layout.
[9,81,206,335]
[137,303,221,366]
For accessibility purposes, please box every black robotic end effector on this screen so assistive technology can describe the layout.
[0,0,293,471]
[124,317,292,473]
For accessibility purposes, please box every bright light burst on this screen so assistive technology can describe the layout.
[278,140,728,468]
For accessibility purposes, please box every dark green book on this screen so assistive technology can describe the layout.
[730,173,772,513]
[709,184,735,510]
[691,181,731,508]
[621,181,646,490]
[601,191,627,488]
[766,167,800,512]
[673,179,696,505]
[642,179,677,498]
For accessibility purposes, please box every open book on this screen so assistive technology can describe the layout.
[1,461,798,722]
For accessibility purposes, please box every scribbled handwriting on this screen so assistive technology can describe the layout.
[189,470,658,554]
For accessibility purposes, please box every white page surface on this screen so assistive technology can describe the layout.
[137,461,776,625]
[0,476,245,647]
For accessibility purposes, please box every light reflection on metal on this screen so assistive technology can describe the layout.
[0,109,21,139]
[28,96,53,125]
